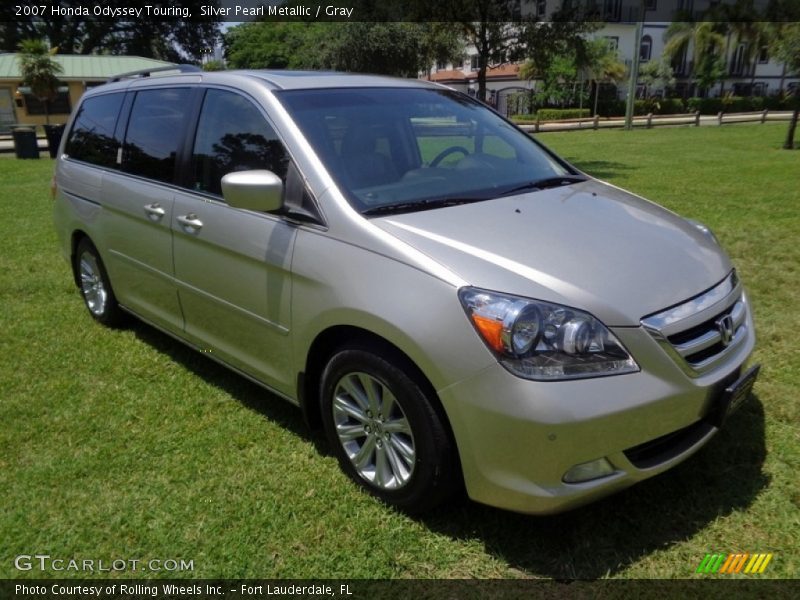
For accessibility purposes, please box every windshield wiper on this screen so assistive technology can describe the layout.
[362,196,488,216]
[498,175,587,197]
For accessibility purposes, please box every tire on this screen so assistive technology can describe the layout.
[74,238,125,327]
[320,344,460,514]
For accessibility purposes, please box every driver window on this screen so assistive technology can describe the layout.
[190,89,289,197]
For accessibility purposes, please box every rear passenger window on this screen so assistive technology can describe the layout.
[190,89,289,197]
[122,88,191,183]
[65,93,124,168]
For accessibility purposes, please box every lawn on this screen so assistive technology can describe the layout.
[1,123,798,580]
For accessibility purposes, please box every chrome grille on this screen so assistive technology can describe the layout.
[641,271,749,376]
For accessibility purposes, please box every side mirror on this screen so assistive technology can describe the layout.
[221,170,283,212]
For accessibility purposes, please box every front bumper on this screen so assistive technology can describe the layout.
[437,315,756,514]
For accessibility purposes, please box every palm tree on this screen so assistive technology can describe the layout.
[726,20,769,92]
[664,21,726,97]
[769,22,800,149]
[579,39,627,117]
[17,39,62,125]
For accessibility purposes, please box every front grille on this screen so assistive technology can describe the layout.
[641,271,749,376]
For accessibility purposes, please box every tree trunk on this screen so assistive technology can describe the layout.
[779,63,786,94]
[44,98,50,126]
[477,63,487,102]
[784,100,798,150]
[476,27,488,103]
[720,32,730,96]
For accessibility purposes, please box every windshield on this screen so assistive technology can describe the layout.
[276,87,573,215]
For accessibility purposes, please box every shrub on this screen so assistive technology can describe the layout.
[595,99,626,117]
[592,98,685,117]
[687,97,723,114]
[510,114,538,123]
[722,96,764,112]
[763,92,798,110]
[657,98,686,114]
[686,96,770,114]
[534,108,591,121]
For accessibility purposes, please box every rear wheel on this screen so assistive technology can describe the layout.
[320,345,459,514]
[74,238,125,327]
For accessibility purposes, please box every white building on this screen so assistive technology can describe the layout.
[424,0,798,115]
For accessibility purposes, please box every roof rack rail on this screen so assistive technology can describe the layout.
[107,64,201,83]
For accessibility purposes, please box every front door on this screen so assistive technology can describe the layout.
[171,88,296,395]
[0,88,17,132]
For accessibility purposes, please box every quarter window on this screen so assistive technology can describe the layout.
[122,88,191,183]
[65,93,124,168]
[190,89,289,197]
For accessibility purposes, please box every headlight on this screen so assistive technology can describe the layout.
[458,288,639,381]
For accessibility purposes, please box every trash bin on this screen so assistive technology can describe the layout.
[43,124,66,159]
[12,126,39,159]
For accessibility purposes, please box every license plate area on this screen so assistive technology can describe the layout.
[707,364,760,428]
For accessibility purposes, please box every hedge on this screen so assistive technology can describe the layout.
[510,109,591,122]
[686,96,778,114]
[512,94,796,121]
[536,108,591,121]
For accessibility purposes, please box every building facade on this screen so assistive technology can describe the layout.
[424,1,798,115]
[0,54,175,133]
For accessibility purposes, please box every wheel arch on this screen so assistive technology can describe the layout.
[299,325,458,457]
[69,229,91,288]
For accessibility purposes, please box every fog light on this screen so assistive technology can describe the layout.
[562,458,616,483]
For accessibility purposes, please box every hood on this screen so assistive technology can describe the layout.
[371,180,731,326]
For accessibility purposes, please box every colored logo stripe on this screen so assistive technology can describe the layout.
[696,554,726,573]
[697,553,773,574]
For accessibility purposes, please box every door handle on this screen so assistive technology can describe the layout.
[143,202,165,220]
[177,213,203,230]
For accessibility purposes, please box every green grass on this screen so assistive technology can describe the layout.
[1,123,798,580]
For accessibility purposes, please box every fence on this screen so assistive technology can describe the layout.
[517,110,796,133]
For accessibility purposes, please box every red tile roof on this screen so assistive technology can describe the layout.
[427,70,468,82]
[425,63,522,83]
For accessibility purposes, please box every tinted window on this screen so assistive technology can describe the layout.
[65,93,124,167]
[190,89,289,197]
[122,88,191,183]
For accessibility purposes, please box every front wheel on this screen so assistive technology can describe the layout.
[320,346,460,514]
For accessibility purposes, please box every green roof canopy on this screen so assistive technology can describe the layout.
[0,54,177,80]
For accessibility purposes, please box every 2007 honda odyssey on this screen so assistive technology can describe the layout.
[53,67,758,514]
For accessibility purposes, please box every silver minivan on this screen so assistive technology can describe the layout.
[53,68,758,514]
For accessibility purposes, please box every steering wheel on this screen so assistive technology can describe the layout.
[429,145,470,167]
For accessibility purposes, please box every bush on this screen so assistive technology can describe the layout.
[510,114,538,123]
[764,93,799,111]
[656,98,686,114]
[722,96,763,112]
[686,96,771,114]
[592,98,685,118]
[687,97,724,114]
[595,99,626,117]
[534,108,590,121]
